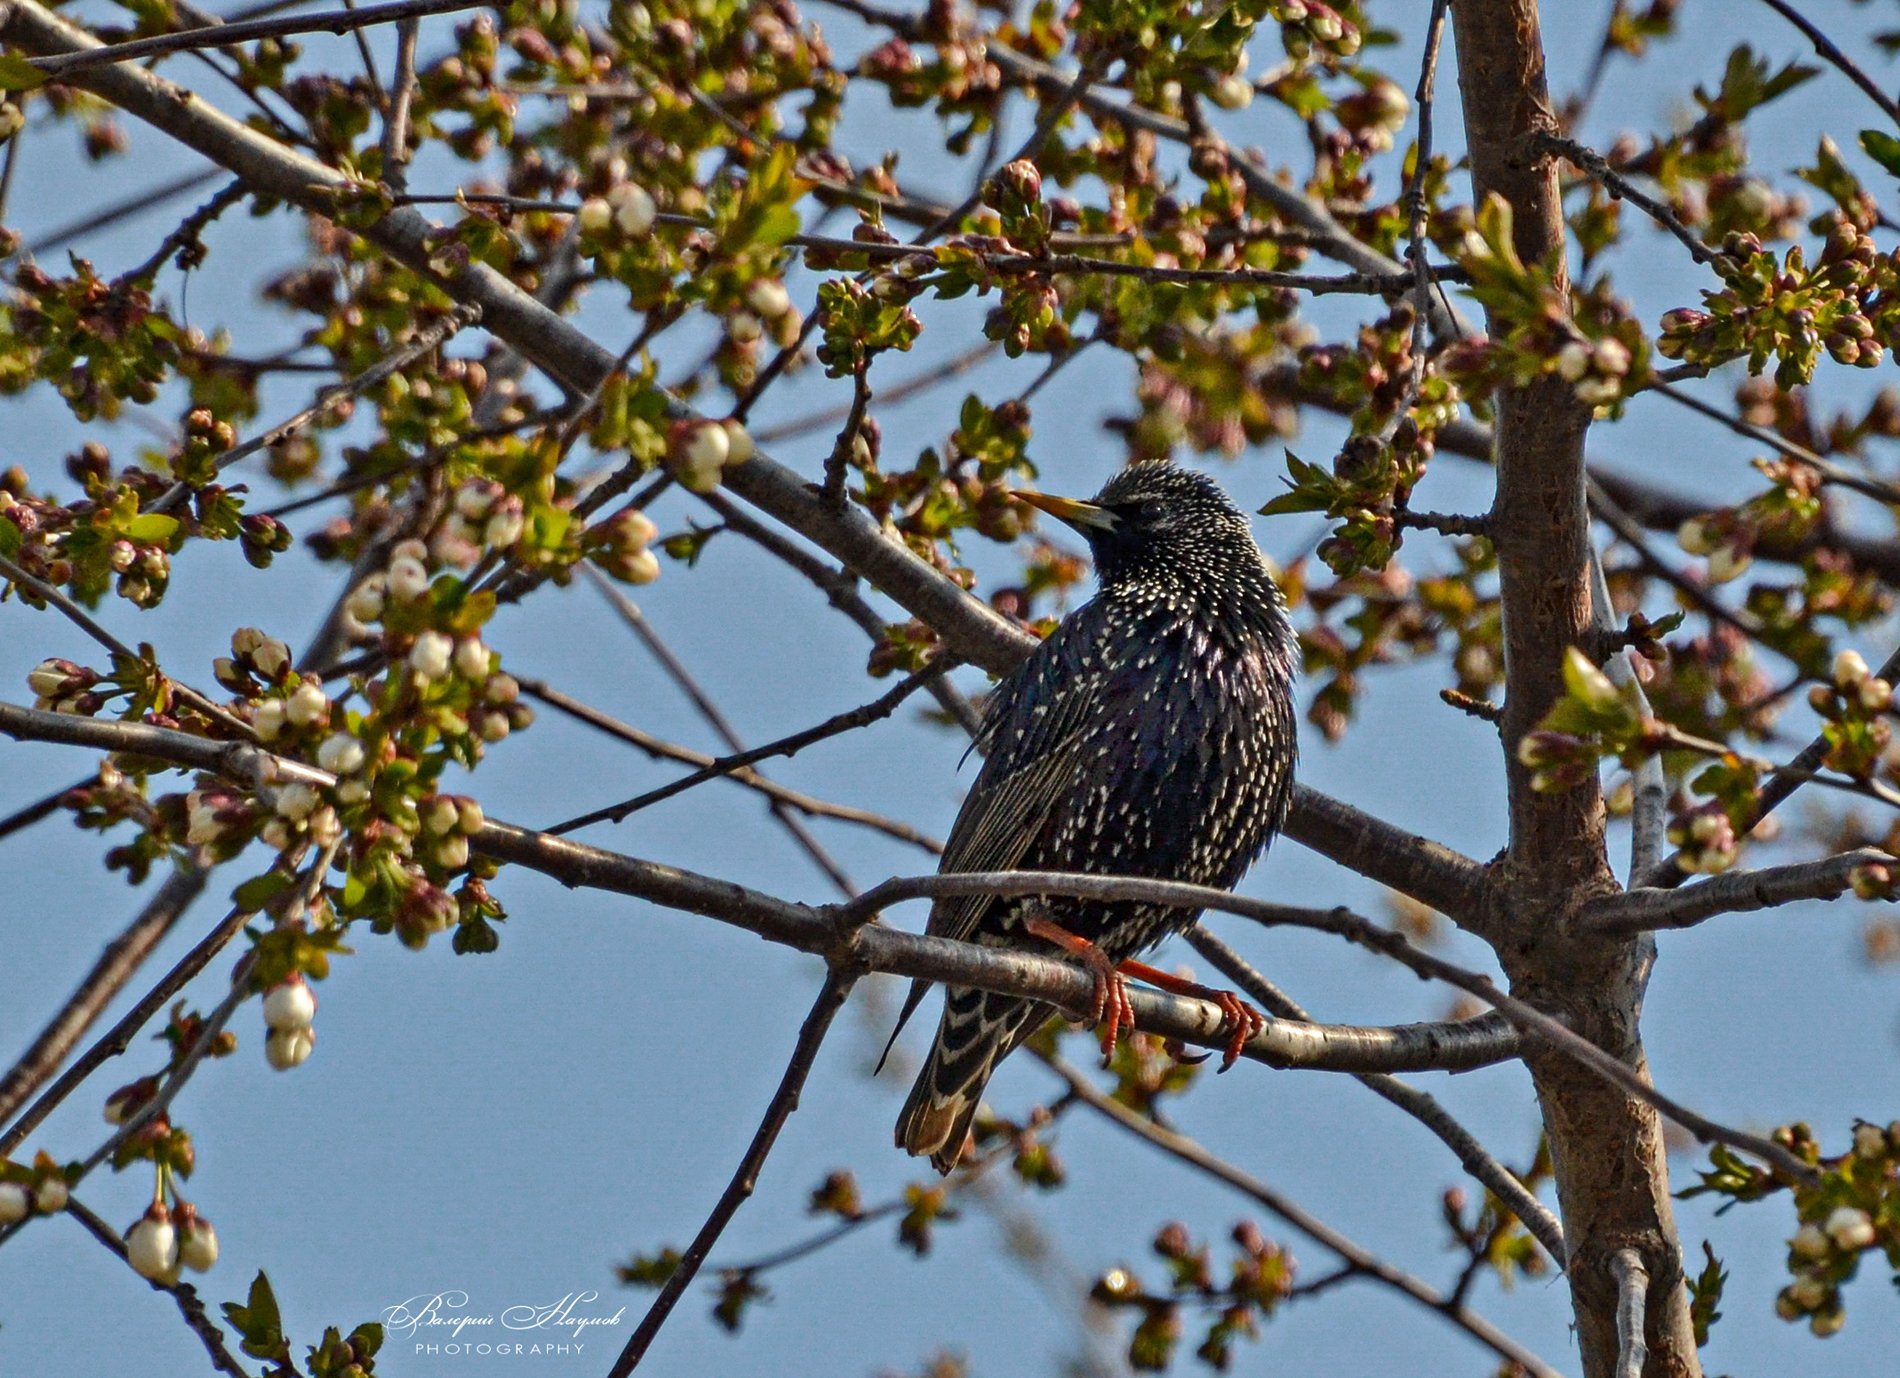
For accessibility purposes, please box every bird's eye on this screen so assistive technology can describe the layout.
[1131,499,1166,523]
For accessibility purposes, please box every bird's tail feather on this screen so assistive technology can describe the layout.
[895,988,1048,1173]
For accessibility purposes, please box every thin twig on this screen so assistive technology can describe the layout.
[148,302,481,514]
[1039,1054,1564,1378]
[1537,133,1721,266]
[583,568,860,897]
[65,1197,251,1378]
[1585,847,1892,935]
[822,367,871,509]
[1609,1247,1650,1378]
[0,901,251,1157]
[380,16,420,192]
[607,970,856,1375]
[517,676,942,853]
[544,661,953,836]
[1758,0,1900,128]
[25,0,492,76]
[0,865,210,1131]
[1184,925,1565,1264]
[0,552,252,739]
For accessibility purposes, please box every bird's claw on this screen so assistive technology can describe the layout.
[1089,969,1136,1067]
[1212,991,1265,1071]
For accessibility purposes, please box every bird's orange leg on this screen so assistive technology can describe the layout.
[1022,915,1136,1064]
[1114,959,1266,1072]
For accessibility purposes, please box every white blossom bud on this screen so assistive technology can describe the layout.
[611,182,656,235]
[284,679,329,728]
[0,1183,29,1224]
[252,700,287,742]
[620,549,662,585]
[1859,677,1892,713]
[478,712,512,743]
[177,1216,219,1273]
[1574,376,1622,406]
[454,483,497,520]
[434,834,470,870]
[341,577,384,630]
[1854,1122,1887,1159]
[1810,1307,1845,1337]
[484,508,524,549]
[1791,1224,1831,1260]
[746,279,792,318]
[1824,1206,1876,1251]
[456,798,485,834]
[126,1206,180,1283]
[1834,649,1871,689]
[1789,1276,1828,1309]
[1592,337,1632,375]
[722,418,755,465]
[265,1025,315,1070]
[409,631,453,681]
[276,783,322,822]
[453,638,491,681]
[1555,341,1591,381]
[1705,544,1752,584]
[578,197,612,233]
[485,673,520,705]
[316,733,366,775]
[27,660,72,698]
[422,796,460,835]
[387,555,431,602]
[1210,74,1254,110]
[33,1176,67,1214]
[334,778,371,806]
[263,976,317,1032]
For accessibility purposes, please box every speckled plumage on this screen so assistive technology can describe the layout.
[893,461,1299,1171]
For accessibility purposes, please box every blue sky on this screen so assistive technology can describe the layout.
[3,2,1899,1375]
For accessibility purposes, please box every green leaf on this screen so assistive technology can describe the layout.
[233,871,295,913]
[0,54,47,91]
[1860,129,1900,179]
[121,513,180,543]
[0,514,20,559]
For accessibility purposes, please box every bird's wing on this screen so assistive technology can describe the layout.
[925,606,1108,946]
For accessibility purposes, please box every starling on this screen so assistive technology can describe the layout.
[890,460,1299,1172]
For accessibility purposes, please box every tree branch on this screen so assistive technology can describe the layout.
[1583,848,1893,935]
[0,0,1493,936]
[607,970,856,1376]
[1610,1246,1651,1378]
[1038,1054,1565,1378]
[1183,925,1565,1265]
[517,676,942,854]
[0,865,209,1132]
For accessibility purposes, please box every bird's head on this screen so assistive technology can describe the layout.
[1017,462,1264,593]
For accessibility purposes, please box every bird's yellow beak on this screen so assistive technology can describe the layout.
[1017,490,1117,533]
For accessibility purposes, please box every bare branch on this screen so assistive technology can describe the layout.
[0,0,1491,935]
[65,1197,251,1378]
[584,568,861,896]
[1758,0,1900,128]
[1184,925,1565,1266]
[1038,1054,1565,1378]
[0,701,1517,1078]
[518,676,943,854]
[607,970,856,1377]
[544,660,953,837]
[0,866,209,1132]
[1538,133,1722,265]
[24,0,491,76]
[1584,848,1892,935]
[1609,1247,1650,1378]
[0,896,251,1158]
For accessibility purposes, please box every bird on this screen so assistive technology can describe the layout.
[888,460,1300,1173]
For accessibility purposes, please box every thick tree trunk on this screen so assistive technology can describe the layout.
[1449,3,1703,1375]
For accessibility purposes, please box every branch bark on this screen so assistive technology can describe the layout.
[1451,2,1702,1373]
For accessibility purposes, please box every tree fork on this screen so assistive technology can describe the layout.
[1450,2,1701,1375]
